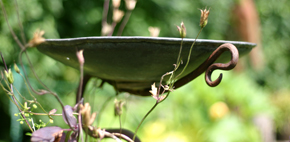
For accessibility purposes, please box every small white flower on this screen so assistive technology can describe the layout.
[125,0,137,10]
[149,83,158,99]
[148,27,160,37]
[113,9,124,23]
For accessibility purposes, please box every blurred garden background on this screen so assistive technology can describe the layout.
[0,0,290,141]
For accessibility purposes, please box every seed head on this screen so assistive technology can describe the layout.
[112,0,121,8]
[79,103,97,126]
[33,104,38,109]
[76,50,85,65]
[199,8,210,28]
[14,63,20,74]
[27,30,45,48]
[101,23,113,36]
[114,99,125,116]
[4,68,14,84]
[148,27,160,37]
[125,0,137,10]
[113,9,124,23]
[177,22,186,38]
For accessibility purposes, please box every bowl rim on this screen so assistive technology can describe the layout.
[43,36,256,48]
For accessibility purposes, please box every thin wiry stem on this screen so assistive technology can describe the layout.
[13,0,26,44]
[0,81,17,106]
[12,94,34,132]
[108,22,117,36]
[18,51,43,95]
[166,39,184,91]
[0,0,25,49]
[1,52,33,132]
[157,71,172,98]
[118,114,122,139]
[77,60,84,103]
[27,111,78,116]
[133,102,158,141]
[117,10,132,36]
[174,28,203,80]
[175,39,184,69]
[102,0,110,30]
[77,51,85,142]
[78,111,84,142]
[18,51,78,132]
[18,50,65,108]
[17,73,52,119]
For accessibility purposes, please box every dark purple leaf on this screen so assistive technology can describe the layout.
[31,126,63,142]
[62,105,78,130]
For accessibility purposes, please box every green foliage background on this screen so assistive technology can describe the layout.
[0,0,289,141]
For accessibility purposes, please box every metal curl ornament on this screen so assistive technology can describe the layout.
[173,43,239,89]
[204,43,239,87]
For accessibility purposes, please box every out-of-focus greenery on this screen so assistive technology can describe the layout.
[0,0,289,141]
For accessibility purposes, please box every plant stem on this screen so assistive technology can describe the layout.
[108,22,117,36]
[117,10,132,36]
[13,0,26,45]
[77,60,84,103]
[102,0,110,27]
[0,0,24,50]
[78,111,84,142]
[1,52,33,132]
[175,39,184,69]
[174,28,203,80]
[11,87,34,132]
[133,101,158,141]
[118,114,123,139]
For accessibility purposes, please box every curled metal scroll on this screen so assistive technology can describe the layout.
[174,43,239,88]
[204,43,239,87]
